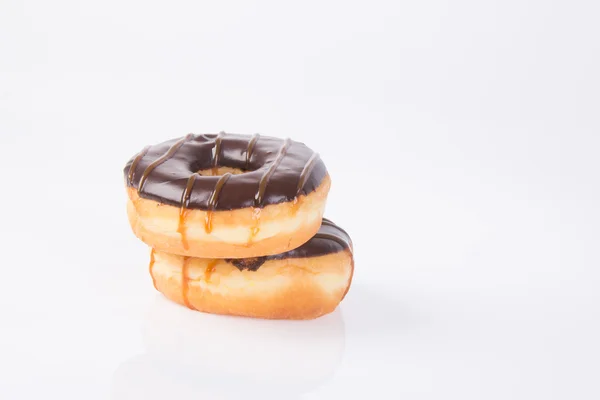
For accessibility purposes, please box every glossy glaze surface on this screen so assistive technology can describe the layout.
[124,133,327,211]
[224,218,352,271]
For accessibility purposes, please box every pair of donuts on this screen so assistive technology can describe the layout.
[124,132,354,319]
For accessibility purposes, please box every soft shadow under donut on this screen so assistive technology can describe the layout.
[111,296,346,399]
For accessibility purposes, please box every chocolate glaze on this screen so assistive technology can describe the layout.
[124,133,328,211]
[204,172,232,233]
[297,152,320,192]
[225,218,352,271]
[254,138,291,206]
[245,133,260,169]
[127,146,150,185]
[211,132,224,175]
[137,134,194,192]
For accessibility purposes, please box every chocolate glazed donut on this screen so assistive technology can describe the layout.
[150,218,354,320]
[124,132,331,259]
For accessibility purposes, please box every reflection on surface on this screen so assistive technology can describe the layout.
[340,285,421,337]
[112,296,346,399]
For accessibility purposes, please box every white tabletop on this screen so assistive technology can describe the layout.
[1,1,599,398]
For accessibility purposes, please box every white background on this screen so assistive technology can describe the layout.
[1,0,599,398]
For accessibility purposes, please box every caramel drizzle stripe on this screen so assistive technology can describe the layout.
[296,152,320,194]
[138,134,194,192]
[127,146,150,185]
[205,173,232,233]
[149,248,157,290]
[313,232,352,253]
[204,259,219,283]
[255,138,292,206]
[212,132,225,172]
[208,173,232,209]
[177,174,198,250]
[245,133,260,169]
[181,257,195,310]
[180,174,198,210]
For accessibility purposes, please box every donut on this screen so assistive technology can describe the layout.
[124,132,330,258]
[148,219,353,320]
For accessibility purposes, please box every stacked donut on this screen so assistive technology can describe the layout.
[124,133,354,319]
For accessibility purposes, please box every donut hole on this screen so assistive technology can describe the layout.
[196,167,247,176]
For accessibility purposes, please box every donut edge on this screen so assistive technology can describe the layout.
[126,175,331,258]
[151,248,354,320]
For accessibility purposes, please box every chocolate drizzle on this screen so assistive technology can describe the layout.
[124,133,327,211]
[254,138,291,206]
[211,132,224,175]
[297,152,320,194]
[127,146,150,185]
[138,134,194,192]
[204,173,232,233]
[226,218,352,271]
[177,174,198,250]
[318,219,353,251]
[245,133,260,169]
[312,232,351,250]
